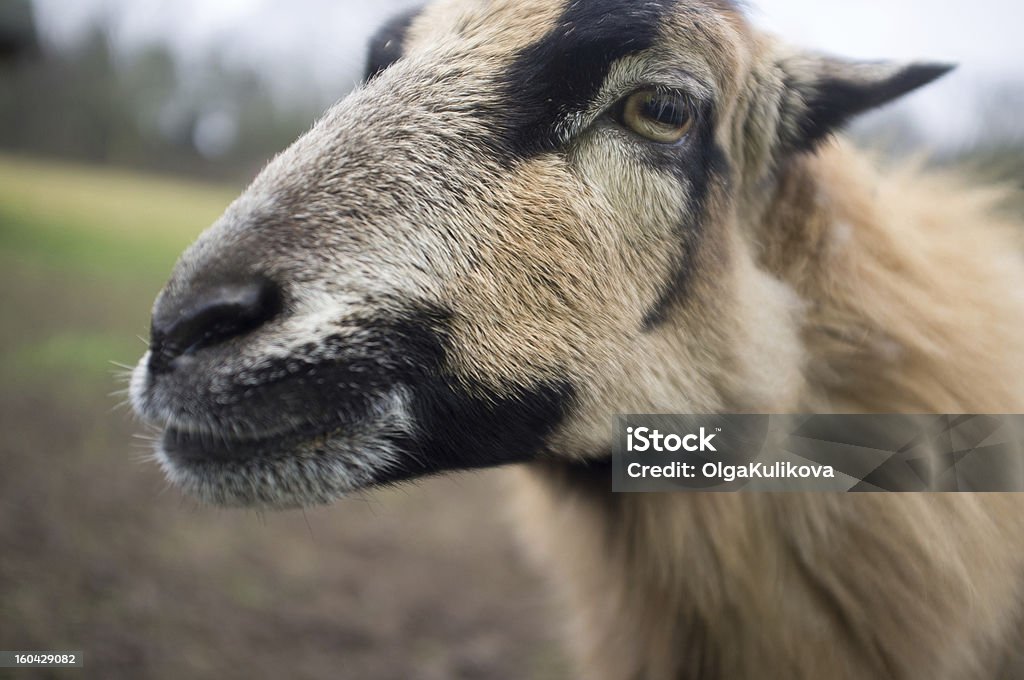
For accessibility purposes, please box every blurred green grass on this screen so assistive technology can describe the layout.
[0,153,240,389]
[0,152,238,281]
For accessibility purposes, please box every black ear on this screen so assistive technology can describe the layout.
[364,6,423,81]
[780,53,955,150]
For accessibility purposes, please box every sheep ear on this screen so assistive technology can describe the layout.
[779,53,954,150]
[364,6,423,81]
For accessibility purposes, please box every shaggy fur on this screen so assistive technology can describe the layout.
[130,0,1024,677]
[513,142,1024,679]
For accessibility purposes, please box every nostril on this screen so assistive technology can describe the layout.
[148,278,281,375]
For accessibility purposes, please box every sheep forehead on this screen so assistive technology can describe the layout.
[404,0,565,55]
[248,0,750,204]
[403,0,746,71]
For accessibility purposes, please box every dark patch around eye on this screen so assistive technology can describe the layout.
[641,107,730,330]
[486,0,732,329]
[496,0,679,160]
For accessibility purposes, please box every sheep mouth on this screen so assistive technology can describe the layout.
[144,390,416,508]
[159,419,347,465]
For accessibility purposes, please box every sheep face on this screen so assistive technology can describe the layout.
[130,0,950,507]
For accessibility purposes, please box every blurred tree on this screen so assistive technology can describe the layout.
[0,0,37,62]
[0,18,322,182]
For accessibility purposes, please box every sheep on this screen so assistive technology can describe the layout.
[130,0,1024,677]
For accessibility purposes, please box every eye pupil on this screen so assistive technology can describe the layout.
[641,95,686,127]
[617,88,694,144]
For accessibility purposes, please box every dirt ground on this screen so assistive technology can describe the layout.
[0,253,569,680]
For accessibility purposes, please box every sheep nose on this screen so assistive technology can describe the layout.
[148,278,281,375]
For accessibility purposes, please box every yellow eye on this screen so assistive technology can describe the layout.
[618,89,694,144]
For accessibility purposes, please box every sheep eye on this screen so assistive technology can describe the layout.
[616,89,694,144]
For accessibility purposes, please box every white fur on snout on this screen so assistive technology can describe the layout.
[251,287,413,368]
[129,353,148,410]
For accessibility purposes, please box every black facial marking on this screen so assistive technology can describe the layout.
[385,376,575,484]
[364,6,423,81]
[791,62,955,151]
[372,308,577,485]
[498,0,678,159]
[642,105,729,330]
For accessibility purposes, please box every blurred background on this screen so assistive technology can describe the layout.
[0,1,1021,678]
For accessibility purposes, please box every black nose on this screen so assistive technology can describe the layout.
[148,278,281,375]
